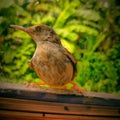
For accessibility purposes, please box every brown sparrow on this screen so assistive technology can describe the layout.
[10,24,80,91]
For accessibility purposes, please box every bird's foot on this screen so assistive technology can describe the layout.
[68,81,85,96]
[72,84,85,96]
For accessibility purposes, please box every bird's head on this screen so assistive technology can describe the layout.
[10,24,61,44]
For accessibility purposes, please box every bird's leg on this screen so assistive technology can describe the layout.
[68,81,85,96]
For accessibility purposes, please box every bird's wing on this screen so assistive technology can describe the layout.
[63,48,77,79]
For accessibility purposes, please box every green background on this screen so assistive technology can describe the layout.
[0,0,120,93]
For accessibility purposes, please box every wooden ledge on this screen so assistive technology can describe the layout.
[0,82,120,106]
[0,82,120,120]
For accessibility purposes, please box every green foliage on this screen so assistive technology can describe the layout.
[75,52,118,93]
[0,0,120,93]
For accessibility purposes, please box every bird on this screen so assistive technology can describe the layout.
[10,24,83,94]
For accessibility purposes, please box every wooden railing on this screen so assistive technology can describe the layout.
[0,82,120,120]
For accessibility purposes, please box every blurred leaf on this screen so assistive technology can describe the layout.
[65,24,98,35]
[3,50,15,63]
[56,28,78,41]
[54,1,80,28]
[0,0,14,9]
[77,9,101,21]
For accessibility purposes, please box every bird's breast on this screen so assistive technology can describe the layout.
[31,42,74,86]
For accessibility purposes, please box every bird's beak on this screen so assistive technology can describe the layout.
[10,25,28,32]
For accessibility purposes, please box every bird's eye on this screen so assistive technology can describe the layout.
[35,26,42,32]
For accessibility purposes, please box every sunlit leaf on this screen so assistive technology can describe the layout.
[61,39,75,53]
